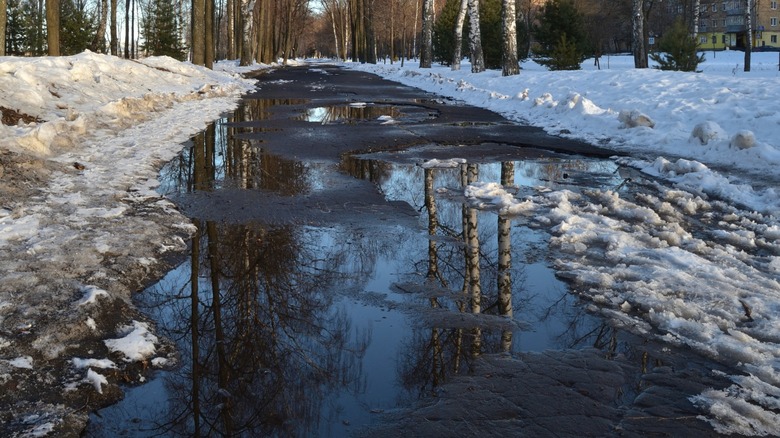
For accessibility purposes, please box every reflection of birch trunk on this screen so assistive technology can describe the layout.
[464,164,481,314]
[431,327,443,391]
[498,162,514,352]
[207,221,234,434]
[471,327,482,359]
[424,168,440,287]
[190,219,202,437]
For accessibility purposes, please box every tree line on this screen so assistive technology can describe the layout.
[0,0,751,73]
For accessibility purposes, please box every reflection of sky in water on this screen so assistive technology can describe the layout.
[96,150,619,436]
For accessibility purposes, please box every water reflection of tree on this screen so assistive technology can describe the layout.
[160,102,312,195]
[144,221,367,436]
[144,98,371,435]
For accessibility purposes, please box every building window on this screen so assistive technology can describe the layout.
[773,35,778,43]
[722,2,727,11]
[772,17,779,26]
[713,35,718,44]
[701,36,708,44]
[713,19,718,27]
[722,35,727,43]
[772,1,778,10]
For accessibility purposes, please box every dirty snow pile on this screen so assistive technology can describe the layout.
[0,51,259,435]
[354,54,780,436]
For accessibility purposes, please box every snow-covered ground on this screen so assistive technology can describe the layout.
[2,49,780,435]
[0,51,261,435]
[348,52,780,436]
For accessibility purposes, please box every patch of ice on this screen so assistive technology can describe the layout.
[9,356,33,369]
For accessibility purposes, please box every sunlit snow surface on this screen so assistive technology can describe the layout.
[3,50,780,435]
[348,54,780,436]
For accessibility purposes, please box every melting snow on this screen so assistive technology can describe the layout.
[104,321,158,362]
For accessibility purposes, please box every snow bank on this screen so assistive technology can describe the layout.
[0,51,255,157]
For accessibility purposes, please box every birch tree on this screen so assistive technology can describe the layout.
[419,0,434,67]
[467,0,484,72]
[744,0,752,72]
[693,0,699,37]
[631,0,647,68]
[90,0,108,51]
[451,0,467,69]
[500,0,518,75]
[239,0,255,65]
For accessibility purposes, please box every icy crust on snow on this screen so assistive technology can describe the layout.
[0,51,255,157]
[458,166,780,436]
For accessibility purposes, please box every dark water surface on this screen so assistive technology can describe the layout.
[86,95,641,437]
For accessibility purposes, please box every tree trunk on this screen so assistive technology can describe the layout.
[419,0,434,67]
[500,0,518,75]
[631,0,647,68]
[110,0,117,55]
[239,0,255,65]
[124,0,130,57]
[467,0,484,72]
[452,0,467,70]
[90,0,109,52]
[0,0,6,56]
[693,0,700,37]
[744,0,752,72]
[205,0,215,68]
[226,0,234,58]
[329,7,341,60]
[192,0,205,64]
[46,0,60,55]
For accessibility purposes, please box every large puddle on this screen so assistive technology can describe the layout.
[88,99,637,437]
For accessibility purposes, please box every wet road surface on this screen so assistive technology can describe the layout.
[87,65,739,437]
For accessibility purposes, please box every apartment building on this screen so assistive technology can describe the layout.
[698,1,780,50]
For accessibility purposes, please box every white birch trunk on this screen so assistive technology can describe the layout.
[745,0,752,71]
[467,0,484,72]
[500,0,518,75]
[452,0,467,70]
[240,0,256,66]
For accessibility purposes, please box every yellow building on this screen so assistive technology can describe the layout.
[698,1,780,51]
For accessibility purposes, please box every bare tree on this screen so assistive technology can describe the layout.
[0,0,6,56]
[452,0,467,69]
[632,0,647,68]
[46,0,60,55]
[744,0,752,71]
[239,0,255,65]
[467,0,484,72]
[193,0,206,64]
[419,0,434,67]
[110,0,118,55]
[91,0,109,52]
[500,0,519,75]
